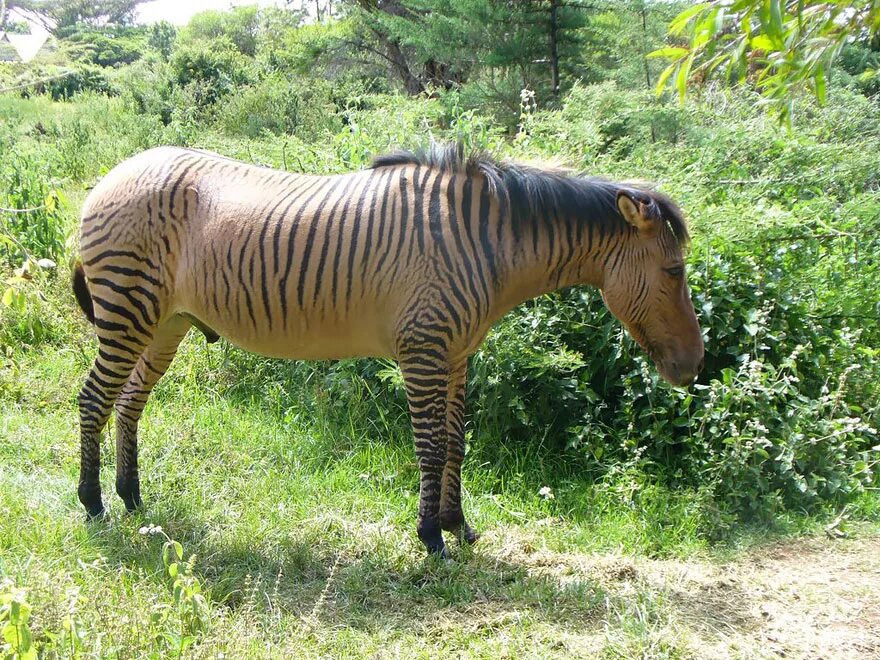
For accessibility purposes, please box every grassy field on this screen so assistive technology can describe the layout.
[2,302,878,657]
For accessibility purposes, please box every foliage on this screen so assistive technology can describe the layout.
[651,0,880,122]
[170,38,252,107]
[0,580,35,660]
[217,75,342,139]
[60,25,146,67]
[8,0,146,33]
[147,20,176,61]
[180,6,261,57]
[0,154,66,264]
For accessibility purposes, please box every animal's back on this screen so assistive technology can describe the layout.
[78,148,413,360]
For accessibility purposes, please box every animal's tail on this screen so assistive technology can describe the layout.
[72,260,95,324]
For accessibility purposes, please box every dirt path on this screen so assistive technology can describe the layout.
[499,534,880,658]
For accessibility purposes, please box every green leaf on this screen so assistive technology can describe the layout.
[750,34,776,51]
[676,54,694,104]
[647,46,689,60]
[815,63,826,104]
[655,61,678,96]
[669,3,711,36]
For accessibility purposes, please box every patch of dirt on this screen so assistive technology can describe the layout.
[489,531,880,658]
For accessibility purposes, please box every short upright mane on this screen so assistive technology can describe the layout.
[371,143,689,246]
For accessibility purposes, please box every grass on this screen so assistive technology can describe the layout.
[2,296,877,657]
[2,93,878,657]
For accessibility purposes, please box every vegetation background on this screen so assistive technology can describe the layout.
[1,0,878,656]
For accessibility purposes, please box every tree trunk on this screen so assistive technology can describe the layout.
[549,0,560,98]
[384,35,424,94]
[638,3,656,143]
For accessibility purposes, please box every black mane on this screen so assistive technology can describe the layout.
[371,143,689,247]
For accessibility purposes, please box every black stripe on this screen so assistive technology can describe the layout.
[81,209,121,238]
[237,226,258,329]
[85,250,158,270]
[359,167,394,288]
[279,177,334,325]
[93,296,151,337]
[313,173,362,306]
[477,183,498,287]
[89,278,159,325]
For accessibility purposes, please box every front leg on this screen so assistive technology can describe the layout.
[439,360,479,545]
[399,358,450,557]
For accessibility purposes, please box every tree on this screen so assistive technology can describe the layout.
[5,0,145,33]
[344,0,591,98]
[148,20,176,60]
[651,0,880,122]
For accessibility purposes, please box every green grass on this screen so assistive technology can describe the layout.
[2,90,878,656]
[2,299,877,657]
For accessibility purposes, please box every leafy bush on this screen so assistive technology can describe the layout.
[181,6,260,57]
[43,66,115,101]
[61,26,147,67]
[0,155,66,264]
[170,39,253,107]
[218,75,341,138]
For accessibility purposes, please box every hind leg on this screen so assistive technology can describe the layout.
[115,315,191,511]
[439,360,478,545]
[78,332,148,518]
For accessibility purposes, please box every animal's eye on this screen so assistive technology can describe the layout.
[665,265,684,278]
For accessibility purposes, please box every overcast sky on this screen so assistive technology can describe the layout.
[136,0,289,26]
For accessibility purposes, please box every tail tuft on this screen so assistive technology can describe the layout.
[72,260,95,324]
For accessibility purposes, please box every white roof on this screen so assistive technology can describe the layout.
[0,30,49,63]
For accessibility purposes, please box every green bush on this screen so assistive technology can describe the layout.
[0,155,66,265]
[43,66,115,101]
[170,38,253,107]
[217,76,341,138]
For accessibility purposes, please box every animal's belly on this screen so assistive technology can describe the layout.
[183,306,396,360]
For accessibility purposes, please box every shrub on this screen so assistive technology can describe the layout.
[0,155,66,265]
[43,66,115,101]
[217,76,341,138]
[170,38,252,107]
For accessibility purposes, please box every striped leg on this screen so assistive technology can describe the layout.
[78,333,147,518]
[438,361,478,545]
[400,358,451,557]
[114,316,191,511]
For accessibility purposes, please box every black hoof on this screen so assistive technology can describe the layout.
[78,483,105,520]
[441,515,480,546]
[116,478,142,512]
[122,495,142,513]
[459,523,480,546]
[84,505,107,521]
[418,519,448,557]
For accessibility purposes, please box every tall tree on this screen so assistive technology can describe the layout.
[6,0,145,33]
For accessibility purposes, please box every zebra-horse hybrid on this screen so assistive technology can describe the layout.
[72,143,704,557]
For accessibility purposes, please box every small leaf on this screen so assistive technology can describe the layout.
[815,64,826,104]
[669,3,711,35]
[655,61,678,96]
[647,46,689,60]
[750,34,776,51]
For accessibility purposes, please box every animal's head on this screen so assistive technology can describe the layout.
[599,189,704,387]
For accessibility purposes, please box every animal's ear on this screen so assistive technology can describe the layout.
[617,191,657,236]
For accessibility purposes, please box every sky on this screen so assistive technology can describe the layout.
[136,0,289,26]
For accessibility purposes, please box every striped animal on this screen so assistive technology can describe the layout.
[72,143,704,557]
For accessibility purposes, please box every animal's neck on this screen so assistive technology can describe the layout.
[488,202,620,321]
